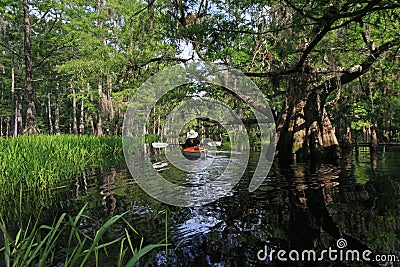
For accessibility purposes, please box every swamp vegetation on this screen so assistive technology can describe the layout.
[0,0,400,266]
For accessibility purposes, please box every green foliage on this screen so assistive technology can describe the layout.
[0,206,167,266]
[350,103,371,131]
[0,0,399,146]
[0,135,123,195]
[145,133,160,144]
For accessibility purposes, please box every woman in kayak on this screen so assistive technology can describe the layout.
[182,130,200,148]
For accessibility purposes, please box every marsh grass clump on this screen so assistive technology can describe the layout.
[0,206,167,267]
[0,135,123,195]
[0,136,167,266]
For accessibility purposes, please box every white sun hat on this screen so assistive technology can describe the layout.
[186,129,199,139]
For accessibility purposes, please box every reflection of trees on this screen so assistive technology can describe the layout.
[11,152,397,265]
[331,148,400,258]
[75,171,88,198]
[99,167,117,218]
[370,150,377,174]
[165,158,396,266]
[282,163,382,267]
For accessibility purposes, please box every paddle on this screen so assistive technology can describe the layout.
[151,142,169,148]
[207,141,222,147]
[152,141,222,148]
[151,141,226,161]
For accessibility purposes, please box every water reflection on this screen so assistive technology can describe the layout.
[99,167,117,217]
[2,149,400,266]
[75,171,88,198]
[150,151,399,266]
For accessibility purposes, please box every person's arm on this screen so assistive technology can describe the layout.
[195,138,200,146]
[182,139,190,148]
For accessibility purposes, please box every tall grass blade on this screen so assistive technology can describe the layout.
[0,218,11,267]
[125,244,168,267]
[118,238,126,267]
[79,212,127,266]
[38,213,66,267]
[65,205,88,266]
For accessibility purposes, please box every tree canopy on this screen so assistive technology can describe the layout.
[0,0,399,158]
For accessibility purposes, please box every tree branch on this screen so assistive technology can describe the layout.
[329,2,399,31]
[243,68,297,78]
[296,22,333,69]
[359,20,375,52]
[128,0,155,22]
[137,55,192,68]
[215,22,316,36]
[318,38,400,102]
[294,0,390,70]
[283,0,319,21]
[0,41,23,60]
[244,0,397,77]
[33,43,73,68]
[32,9,51,28]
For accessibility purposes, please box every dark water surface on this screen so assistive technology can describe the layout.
[6,147,400,266]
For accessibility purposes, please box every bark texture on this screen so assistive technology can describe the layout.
[276,70,340,163]
[341,126,353,149]
[23,0,39,134]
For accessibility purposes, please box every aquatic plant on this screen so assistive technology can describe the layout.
[0,206,167,267]
[0,135,123,195]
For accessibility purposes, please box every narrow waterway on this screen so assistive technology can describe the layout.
[3,147,400,266]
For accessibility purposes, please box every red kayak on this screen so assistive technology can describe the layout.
[181,145,206,160]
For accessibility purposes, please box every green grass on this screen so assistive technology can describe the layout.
[0,135,168,266]
[0,206,167,267]
[0,134,123,195]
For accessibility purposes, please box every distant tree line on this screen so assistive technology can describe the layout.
[0,0,399,161]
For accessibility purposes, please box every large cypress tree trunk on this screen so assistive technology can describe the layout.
[273,38,398,163]
[22,0,39,134]
[276,70,340,163]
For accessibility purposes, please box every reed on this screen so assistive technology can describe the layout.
[0,135,123,195]
[0,206,167,266]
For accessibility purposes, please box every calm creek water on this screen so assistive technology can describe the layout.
[4,147,400,266]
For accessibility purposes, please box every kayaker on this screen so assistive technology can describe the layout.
[182,130,200,148]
